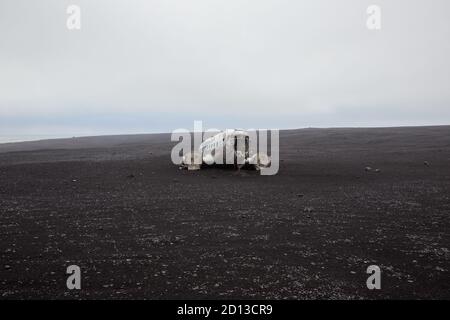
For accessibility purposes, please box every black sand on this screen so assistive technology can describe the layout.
[0,126,449,299]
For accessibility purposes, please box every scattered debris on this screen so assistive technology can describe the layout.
[304,206,314,213]
[365,167,381,173]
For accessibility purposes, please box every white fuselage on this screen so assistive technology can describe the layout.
[199,129,250,166]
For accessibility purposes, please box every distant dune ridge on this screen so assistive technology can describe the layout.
[1,125,450,154]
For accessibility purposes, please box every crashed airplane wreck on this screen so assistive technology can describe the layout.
[179,129,272,172]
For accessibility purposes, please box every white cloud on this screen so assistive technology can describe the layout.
[0,0,449,140]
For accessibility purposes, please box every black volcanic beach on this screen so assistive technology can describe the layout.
[0,126,449,299]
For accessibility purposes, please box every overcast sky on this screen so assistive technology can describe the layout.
[1,0,449,142]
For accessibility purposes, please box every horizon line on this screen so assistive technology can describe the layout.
[1,124,450,145]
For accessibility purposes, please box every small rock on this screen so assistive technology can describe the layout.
[297,194,304,198]
[304,207,314,213]
[424,161,430,166]
[365,167,372,172]
[374,168,381,173]
[127,174,135,179]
